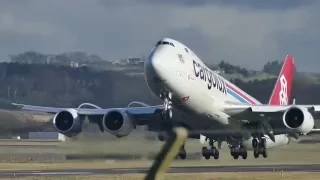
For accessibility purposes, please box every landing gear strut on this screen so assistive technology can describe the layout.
[160,91,173,120]
[252,138,267,158]
[202,139,220,160]
[229,142,248,160]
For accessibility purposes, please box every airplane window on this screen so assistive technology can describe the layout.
[185,48,189,53]
[162,41,170,45]
[155,41,175,47]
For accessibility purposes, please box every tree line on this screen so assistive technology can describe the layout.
[0,62,318,110]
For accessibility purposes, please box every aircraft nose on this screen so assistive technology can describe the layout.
[147,49,164,74]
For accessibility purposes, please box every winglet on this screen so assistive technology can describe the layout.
[268,54,295,105]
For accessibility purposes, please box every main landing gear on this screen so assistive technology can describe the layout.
[252,138,268,158]
[229,143,248,160]
[201,139,220,160]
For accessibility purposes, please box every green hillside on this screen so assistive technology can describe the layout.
[3,51,320,109]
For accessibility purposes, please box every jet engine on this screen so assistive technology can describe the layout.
[102,110,135,137]
[282,106,315,134]
[53,109,83,137]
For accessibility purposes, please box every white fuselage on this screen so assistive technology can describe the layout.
[144,38,289,150]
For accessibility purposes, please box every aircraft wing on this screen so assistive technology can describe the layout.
[224,104,320,126]
[226,103,320,114]
[306,129,320,135]
[12,103,71,114]
[11,102,165,125]
[12,102,163,115]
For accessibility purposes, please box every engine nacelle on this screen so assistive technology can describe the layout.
[282,106,315,134]
[102,110,134,137]
[53,109,83,137]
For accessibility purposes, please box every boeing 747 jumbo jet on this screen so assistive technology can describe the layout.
[12,38,320,160]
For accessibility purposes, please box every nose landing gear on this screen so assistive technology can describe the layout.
[160,91,173,120]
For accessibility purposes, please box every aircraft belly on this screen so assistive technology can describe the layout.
[174,104,229,134]
[242,134,290,150]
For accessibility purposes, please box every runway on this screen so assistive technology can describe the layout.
[0,164,320,177]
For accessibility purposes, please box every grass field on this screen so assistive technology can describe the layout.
[0,138,319,179]
[0,138,319,170]
[0,136,319,159]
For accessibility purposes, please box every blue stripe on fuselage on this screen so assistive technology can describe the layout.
[226,88,250,104]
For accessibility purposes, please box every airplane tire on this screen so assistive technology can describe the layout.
[233,154,239,159]
[253,149,259,158]
[241,150,248,159]
[178,147,187,160]
[230,151,234,157]
[157,134,165,141]
[202,147,208,156]
[262,149,268,158]
[212,148,219,159]
[202,147,210,160]
[261,138,267,149]
[179,153,187,160]
[231,148,239,159]
[231,148,236,158]
[252,138,258,149]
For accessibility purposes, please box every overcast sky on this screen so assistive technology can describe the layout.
[0,0,320,72]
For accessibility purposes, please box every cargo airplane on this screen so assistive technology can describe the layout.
[12,38,320,160]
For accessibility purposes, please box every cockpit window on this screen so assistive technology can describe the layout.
[155,41,175,47]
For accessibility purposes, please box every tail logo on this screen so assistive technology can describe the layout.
[279,75,288,105]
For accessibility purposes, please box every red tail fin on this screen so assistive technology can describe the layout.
[268,55,295,105]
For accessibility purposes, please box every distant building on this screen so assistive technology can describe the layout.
[70,61,79,68]
[113,57,144,65]
[213,69,225,74]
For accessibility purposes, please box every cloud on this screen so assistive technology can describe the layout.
[139,0,316,10]
[0,0,319,72]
